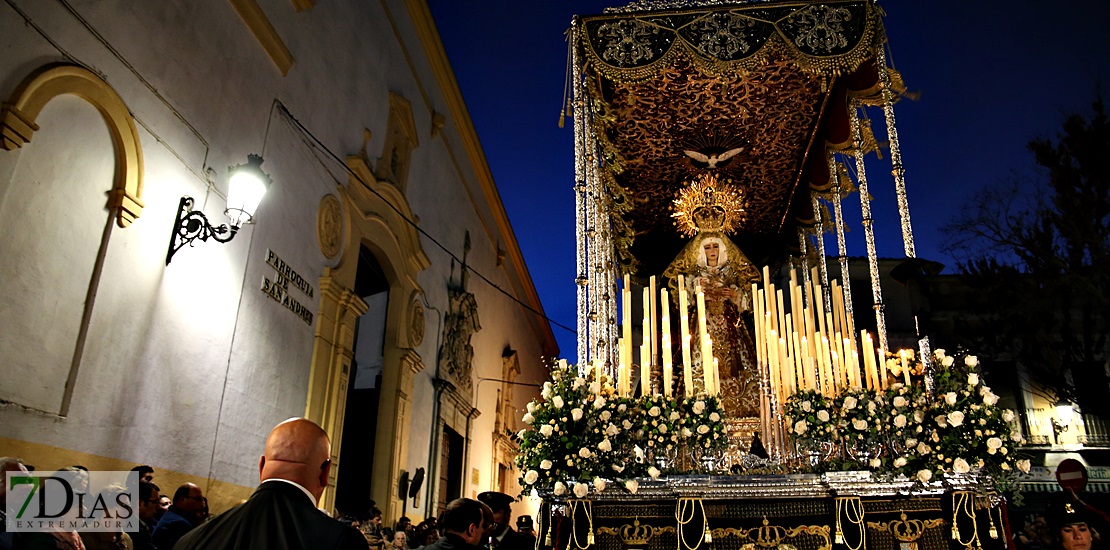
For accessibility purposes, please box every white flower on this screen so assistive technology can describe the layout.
[578,447,592,458]
[571,408,584,421]
[605,424,619,437]
[709,412,721,422]
[916,442,931,455]
[524,470,539,484]
[802,400,812,412]
[894,415,907,428]
[670,411,681,421]
[648,466,661,479]
[869,458,882,469]
[540,460,552,470]
[517,429,527,439]
[914,410,925,423]
[794,420,808,435]
[868,401,877,414]
[573,482,589,498]
[894,457,908,468]
[554,481,567,496]
[625,480,639,494]
[965,355,978,368]
[659,424,668,434]
[953,458,971,474]
[589,382,601,395]
[539,425,553,437]
[987,437,1003,452]
[622,420,633,430]
[817,410,830,422]
[600,410,612,422]
[968,373,979,386]
[984,393,999,406]
[573,378,585,390]
[852,419,868,431]
[649,406,661,417]
[527,402,536,413]
[1001,447,1009,455]
[553,396,564,409]
[541,382,552,399]
[917,469,933,483]
[1002,462,1012,471]
[593,397,606,409]
[905,438,918,448]
[594,478,607,492]
[1017,459,1031,473]
[942,356,955,367]
[523,412,535,425]
[842,396,858,410]
[693,401,706,414]
[1002,410,1015,422]
[893,396,908,408]
[634,446,645,461]
[698,424,710,435]
[682,428,693,437]
[935,348,947,359]
[599,439,612,452]
[611,464,624,474]
[947,411,965,427]
[618,404,627,412]
[935,415,948,428]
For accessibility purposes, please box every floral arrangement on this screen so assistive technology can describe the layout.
[515,361,731,497]
[783,390,836,445]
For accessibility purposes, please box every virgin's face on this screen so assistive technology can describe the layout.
[703,241,721,267]
[1061,523,1092,550]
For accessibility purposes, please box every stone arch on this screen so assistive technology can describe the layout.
[1,63,145,227]
[306,149,429,514]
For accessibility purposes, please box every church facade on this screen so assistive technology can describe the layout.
[0,0,556,520]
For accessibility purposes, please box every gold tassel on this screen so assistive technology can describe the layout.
[704,530,712,544]
[835,530,845,545]
[951,525,959,540]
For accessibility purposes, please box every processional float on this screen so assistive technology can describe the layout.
[517,1,1026,549]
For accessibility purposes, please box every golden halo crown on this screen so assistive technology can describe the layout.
[671,173,745,237]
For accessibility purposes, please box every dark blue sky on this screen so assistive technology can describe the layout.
[428,1,1110,358]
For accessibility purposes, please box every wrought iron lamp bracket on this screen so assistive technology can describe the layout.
[165,196,239,264]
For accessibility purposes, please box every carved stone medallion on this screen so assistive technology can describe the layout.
[410,299,425,347]
[317,194,342,259]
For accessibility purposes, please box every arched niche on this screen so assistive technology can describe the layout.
[1,63,145,227]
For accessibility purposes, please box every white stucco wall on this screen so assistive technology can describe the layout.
[0,0,554,513]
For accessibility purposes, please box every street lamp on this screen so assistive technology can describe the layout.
[166,154,272,264]
[1052,399,1074,444]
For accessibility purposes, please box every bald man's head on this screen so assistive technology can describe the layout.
[259,418,332,502]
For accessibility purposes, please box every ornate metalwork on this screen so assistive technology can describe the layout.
[166,196,238,265]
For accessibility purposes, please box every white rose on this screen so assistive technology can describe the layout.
[527,402,536,413]
[618,404,627,412]
[852,419,868,431]
[905,438,918,448]
[968,373,979,386]
[984,393,999,406]
[683,428,693,437]
[893,396,908,408]
[693,401,706,414]
[802,401,812,412]
[698,425,710,435]
[659,424,668,434]
[670,411,681,421]
[917,469,932,483]
[965,355,978,367]
[594,397,606,409]
[611,464,624,474]
[1002,410,1015,422]
[869,458,882,469]
[914,410,926,423]
[649,406,661,417]
[916,442,930,455]
[947,411,965,427]
[953,458,971,474]
[894,457,908,468]
[606,424,620,437]
[843,396,858,410]
[572,408,584,421]
[648,466,661,479]
[709,412,721,422]
[935,348,946,359]
[578,447,592,458]
[553,396,564,409]
[573,482,589,498]
[987,437,1003,451]
[540,425,553,437]
[573,378,585,390]
[894,415,907,428]
[623,420,633,430]
[599,439,612,452]
[542,382,552,399]
[935,415,948,428]
[589,382,601,395]
[817,410,830,422]
[554,481,567,496]
[524,470,539,484]
[1017,459,1031,473]
[517,429,527,439]
[942,356,955,367]
[600,410,612,422]
[523,412,535,425]
[541,460,553,470]
[1002,462,1012,471]
[1001,447,1009,455]
[625,480,639,494]
[794,420,808,435]
[868,401,877,414]
[594,478,607,492]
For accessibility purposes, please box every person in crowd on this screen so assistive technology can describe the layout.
[17,467,88,550]
[1,457,30,550]
[129,466,154,485]
[515,517,534,539]
[391,532,407,550]
[152,483,205,550]
[362,508,385,550]
[154,495,170,523]
[79,485,134,550]
[127,481,159,550]
[476,492,534,550]
[423,499,491,550]
[173,417,369,550]
[1048,499,1104,550]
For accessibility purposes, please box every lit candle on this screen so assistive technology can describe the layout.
[678,275,693,397]
[649,276,658,369]
[641,287,650,395]
[661,288,673,398]
[696,283,710,395]
[899,349,911,386]
[622,275,632,383]
[617,338,627,397]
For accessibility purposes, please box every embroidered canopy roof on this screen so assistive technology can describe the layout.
[575,0,891,275]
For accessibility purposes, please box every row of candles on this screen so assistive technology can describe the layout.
[605,268,911,404]
[614,275,720,398]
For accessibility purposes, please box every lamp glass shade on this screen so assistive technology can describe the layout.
[1055,402,1075,424]
[225,155,271,227]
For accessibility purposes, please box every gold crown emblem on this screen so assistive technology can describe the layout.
[890,513,926,543]
[671,173,745,237]
[620,518,654,547]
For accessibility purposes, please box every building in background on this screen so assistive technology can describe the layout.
[0,0,555,523]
